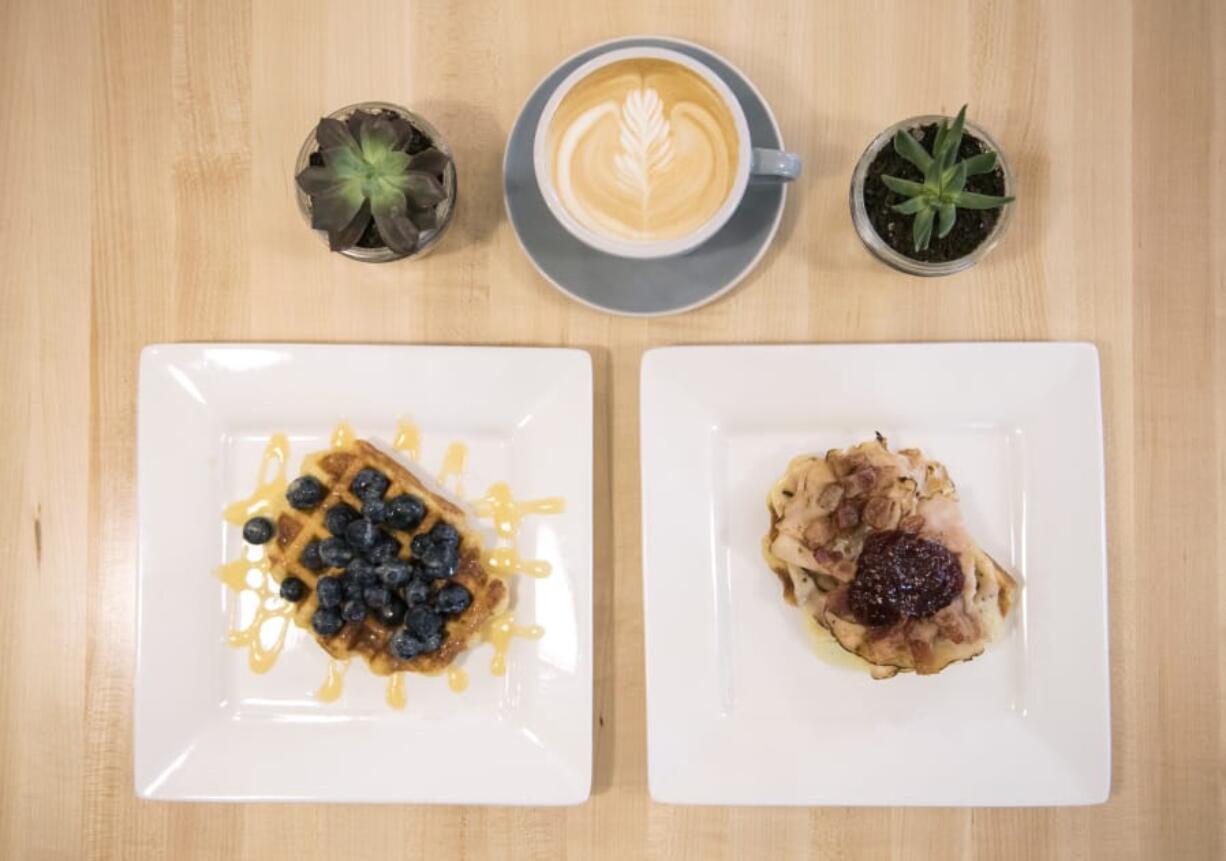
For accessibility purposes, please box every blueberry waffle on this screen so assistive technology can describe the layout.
[244,439,506,676]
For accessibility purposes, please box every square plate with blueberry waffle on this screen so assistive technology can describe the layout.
[263,439,508,675]
[135,344,592,804]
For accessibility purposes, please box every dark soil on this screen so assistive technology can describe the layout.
[862,123,1007,263]
[306,109,434,251]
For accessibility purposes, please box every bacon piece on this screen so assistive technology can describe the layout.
[863,496,902,530]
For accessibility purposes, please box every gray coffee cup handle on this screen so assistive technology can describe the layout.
[750,148,802,182]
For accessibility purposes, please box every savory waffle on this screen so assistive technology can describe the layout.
[764,436,1015,678]
[267,439,506,676]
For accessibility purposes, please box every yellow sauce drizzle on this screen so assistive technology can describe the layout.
[482,611,544,676]
[316,659,349,702]
[392,417,421,462]
[447,666,469,693]
[485,547,552,579]
[215,547,292,675]
[330,420,357,449]
[222,433,289,525]
[472,482,566,539]
[437,441,468,495]
[385,672,407,710]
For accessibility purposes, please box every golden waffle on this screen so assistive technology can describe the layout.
[267,439,506,675]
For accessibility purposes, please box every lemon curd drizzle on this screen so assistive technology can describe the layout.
[217,420,564,706]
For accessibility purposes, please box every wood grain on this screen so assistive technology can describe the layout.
[0,0,1222,858]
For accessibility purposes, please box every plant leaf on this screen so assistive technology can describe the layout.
[373,208,421,255]
[923,151,944,188]
[359,117,398,164]
[387,170,446,207]
[296,165,346,196]
[933,120,949,165]
[892,129,932,172]
[328,199,371,251]
[891,196,930,215]
[346,110,378,140]
[942,105,967,167]
[315,117,359,154]
[409,205,439,231]
[961,151,997,176]
[937,202,957,238]
[942,161,968,195]
[881,174,927,197]
[949,191,1016,209]
[376,149,411,176]
[310,186,364,232]
[389,116,419,152]
[367,180,407,219]
[912,205,935,252]
[408,147,451,177]
[323,146,367,180]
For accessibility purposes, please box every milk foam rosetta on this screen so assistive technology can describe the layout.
[547,58,740,242]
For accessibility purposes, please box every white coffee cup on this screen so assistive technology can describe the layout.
[533,45,801,259]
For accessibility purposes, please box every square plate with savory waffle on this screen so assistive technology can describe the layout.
[641,343,1110,806]
[136,344,592,804]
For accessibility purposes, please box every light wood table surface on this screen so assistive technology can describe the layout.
[2,1,1222,858]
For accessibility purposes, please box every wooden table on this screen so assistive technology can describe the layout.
[2,1,1222,857]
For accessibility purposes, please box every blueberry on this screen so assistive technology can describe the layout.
[385,494,426,531]
[375,595,406,627]
[345,518,381,552]
[419,630,444,654]
[362,585,391,609]
[350,467,389,500]
[390,630,424,660]
[346,557,377,584]
[300,540,326,571]
[279,575,307,602]
[418,541,456,577]
[431,521,460,546]
[377,560,412,589]
[242,516,275,544]
[362,498,388,524]
[401,575,431,607]
[342,574,365,600]
[316,575,344,609]
[341,599,368,623]
[435,583,472,616]
[410,534,434,558]
[366,532,401,563]
[318,537,353,567]
[311,607,343,637]
[406,606,443,639]
[324,503,360,536]
[286,475,326,510]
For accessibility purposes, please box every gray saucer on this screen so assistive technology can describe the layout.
[503,36,788,317]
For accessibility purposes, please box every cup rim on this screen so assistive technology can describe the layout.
[532,45,753,260]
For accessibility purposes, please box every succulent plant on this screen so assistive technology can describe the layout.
[296,110,451,255]
[880,105,1014,252]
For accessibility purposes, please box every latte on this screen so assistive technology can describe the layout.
[544,58,740,243]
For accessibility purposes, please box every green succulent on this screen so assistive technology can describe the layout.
[296,110,451,255]
[881,105,1014,252]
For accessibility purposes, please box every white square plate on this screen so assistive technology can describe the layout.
[641,343,1110,806]
[136,344,592,803]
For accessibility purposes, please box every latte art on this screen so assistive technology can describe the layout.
[546,58,740,243]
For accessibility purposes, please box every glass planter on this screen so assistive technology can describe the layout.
[849,114,1015,277]
[294,101,457,263]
